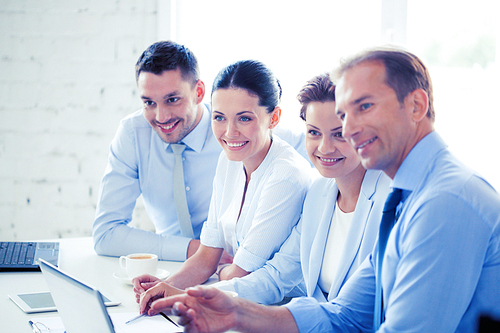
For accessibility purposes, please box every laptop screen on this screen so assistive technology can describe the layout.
[39,259,115,333]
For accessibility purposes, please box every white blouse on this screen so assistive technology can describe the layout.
[318,205,354,293]
[200,136,312,272]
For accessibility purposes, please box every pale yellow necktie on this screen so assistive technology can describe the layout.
[171,143,194,238]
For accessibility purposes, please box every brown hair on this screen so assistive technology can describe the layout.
[297,73,336,121]
[333,46,435,122]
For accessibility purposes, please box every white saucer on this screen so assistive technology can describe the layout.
[113,268,170,286]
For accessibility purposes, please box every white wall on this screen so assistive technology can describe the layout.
[2,0,499,241]
[0,0,158,240]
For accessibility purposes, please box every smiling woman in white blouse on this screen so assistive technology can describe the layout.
[207,73,392,305]
[132,60,312,308]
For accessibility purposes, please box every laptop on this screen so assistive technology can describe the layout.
[0,241,59,271]
[39,259,117,333]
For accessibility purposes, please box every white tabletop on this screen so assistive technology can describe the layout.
[1,237,186,332]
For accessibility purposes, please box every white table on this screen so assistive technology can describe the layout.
[1,237,187,332]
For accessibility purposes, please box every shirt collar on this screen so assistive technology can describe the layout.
[165,103,210,153]
[392,131,447,193]
[248,135,280,178]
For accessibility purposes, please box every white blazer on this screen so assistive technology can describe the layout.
[215,169,391,304]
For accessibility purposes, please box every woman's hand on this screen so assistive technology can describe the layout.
[132,274,161,304]
[139,281,185,315]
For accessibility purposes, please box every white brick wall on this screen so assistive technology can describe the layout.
[0,0,159,240]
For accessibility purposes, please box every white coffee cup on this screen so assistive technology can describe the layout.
[119,253,158,279]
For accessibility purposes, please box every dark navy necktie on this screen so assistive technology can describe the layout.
[374,188,402,331]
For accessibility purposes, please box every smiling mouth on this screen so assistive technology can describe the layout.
[225,141,248,148]
[318,156,344,163]
[158,121,178,130]
[156,120,180,133]
[357,137,377,150]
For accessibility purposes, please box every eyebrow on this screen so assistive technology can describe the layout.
[336,94,373,115]
[213,110,254,116]
[306,124,343,132]
[140,91,180,100]
[352,94,372,106]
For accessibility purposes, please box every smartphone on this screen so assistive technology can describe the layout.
[9,291,121,313]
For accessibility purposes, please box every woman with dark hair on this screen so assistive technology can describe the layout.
[210,73,392,304]
[133,60,312,304]
[137,74,392,319]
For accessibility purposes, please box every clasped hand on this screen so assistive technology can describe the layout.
[132,274,184,315]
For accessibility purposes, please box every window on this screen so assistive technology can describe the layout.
[163,0,499,190]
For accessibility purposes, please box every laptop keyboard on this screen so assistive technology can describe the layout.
[0,242,37,265]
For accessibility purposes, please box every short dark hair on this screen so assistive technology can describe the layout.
[333,47,435,122]
[135,40,199,85]
[211,60,281,113]
[297,73,336,121]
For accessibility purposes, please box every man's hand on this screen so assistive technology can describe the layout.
[153,285,239,333]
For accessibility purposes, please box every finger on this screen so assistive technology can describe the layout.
[174,302,192,326]
[181,309,198,332]
[132,279,143,293]
[132,274,156,292]
[186,285,219,299]
[141,281,158,291]
[151,293,186,312]
[139,290,154,314]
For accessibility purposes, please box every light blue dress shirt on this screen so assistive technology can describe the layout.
[93,104,309,262]
[93,105,221,261]
[215,170,391,304]
[285,132,500,332]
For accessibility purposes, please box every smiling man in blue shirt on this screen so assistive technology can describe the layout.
[153,47,500,332]
[92,41,220,261]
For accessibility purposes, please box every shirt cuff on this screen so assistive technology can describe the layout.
[284,297,323,333]
[161,234,192,261]
[233,246,267,272]
[212,280,237,293]
[200,222,223,248]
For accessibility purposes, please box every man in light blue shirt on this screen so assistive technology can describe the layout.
[93,41,307,262]
[154,47,500,332]
[93,41,219,261]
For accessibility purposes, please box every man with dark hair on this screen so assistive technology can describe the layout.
[93,40,307,261]
[154,47,500,332]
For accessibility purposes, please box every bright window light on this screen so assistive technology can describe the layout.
[166,0,499,190]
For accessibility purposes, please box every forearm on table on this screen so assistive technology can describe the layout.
[219,263,249,281]
[167,245,222,289]
[93,222,157,256]
[93,222,191,261]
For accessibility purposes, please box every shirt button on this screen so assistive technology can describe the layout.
[182,157,186,161]
[186,186,190,191]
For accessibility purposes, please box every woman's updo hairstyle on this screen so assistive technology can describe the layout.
[211,60,282,113]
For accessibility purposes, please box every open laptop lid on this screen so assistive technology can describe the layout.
[39,259,115,333]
